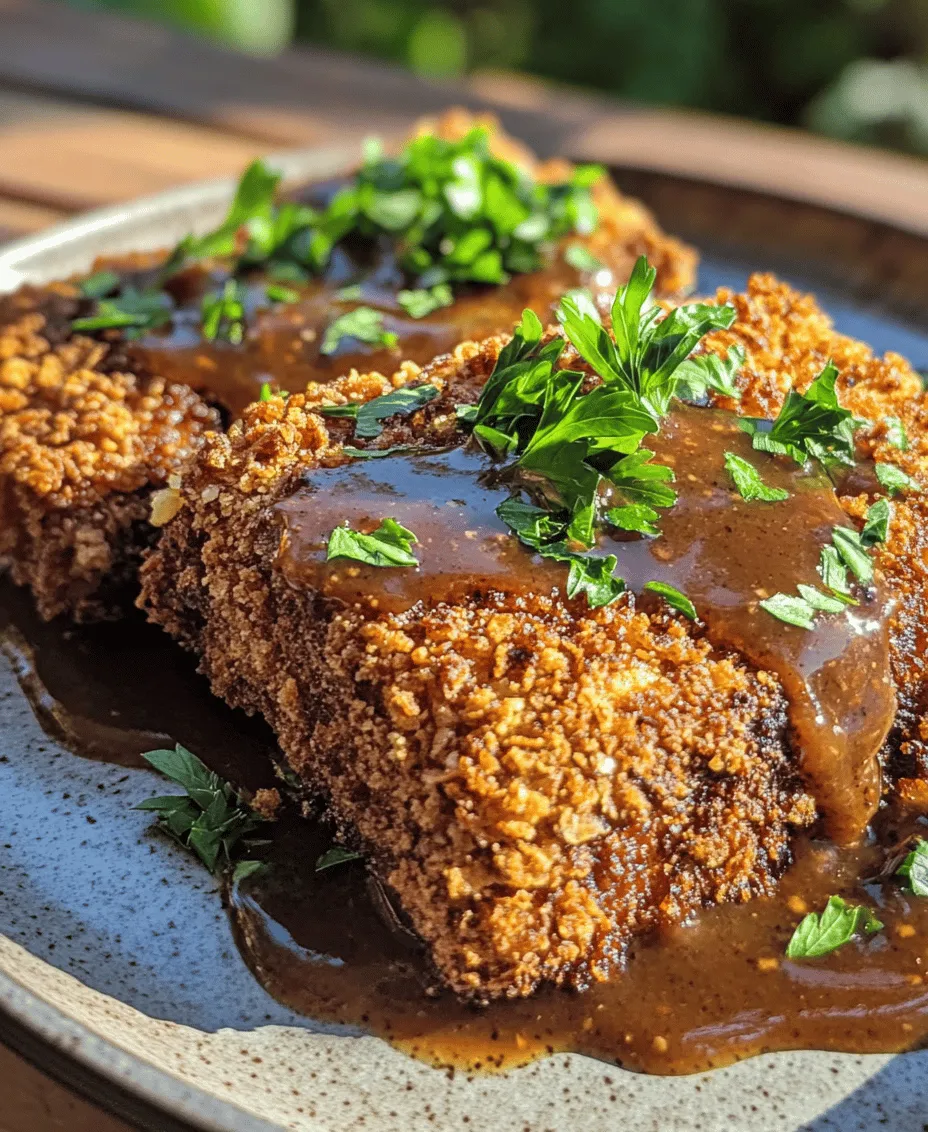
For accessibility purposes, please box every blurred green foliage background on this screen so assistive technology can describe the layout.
[67,0,928,155]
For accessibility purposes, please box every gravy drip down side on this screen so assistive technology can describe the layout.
[274,405,896,842]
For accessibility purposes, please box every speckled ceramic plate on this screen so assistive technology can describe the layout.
[2,140,928,1132]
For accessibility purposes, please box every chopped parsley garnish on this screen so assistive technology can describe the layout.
[897,839,928,897]
[342,445,421,459]
[201,279,245,344]
[78,269,120,299]
[564,243,604,273]
[884,416,909,451]
[761,521,874,631]
[164,159,282,274]
[759,592,818,631]
[186,128,603,289]
[644,581,697,621]
[606,503,662,537]
[397,284,454,319]
[785,895,883,959]
[72,286,173,336]
[875,462,917,496]
[861,498,892,546]
[321,384,440,439]
[259,382,278,401]
[724,451,789,503]
[831,525,874,586]
[556,257,737,420]
[316,847,364,872]
[674,345,744,403]
[326,518,419,567]
[740,362,860,470]
[265,282,300,304]
[450,259,740,609]
[136,744,266,875]
[818,544,855,602]
[321,306,399,355]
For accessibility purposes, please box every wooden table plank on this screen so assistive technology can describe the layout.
[0,197,66,245]
[0,88,268,212]
[3,0,928,238]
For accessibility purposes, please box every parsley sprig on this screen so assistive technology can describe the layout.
[786,895,883,959]
[327,518,419,567]
[448,258,741,609]
[72,286,174,338]
[201,279,246,344]
[740,362,860,471]
[136,744,267,875]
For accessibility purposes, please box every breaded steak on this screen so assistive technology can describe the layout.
[0,285,217,620]
[0,113,695,623]
[141,274,927,997]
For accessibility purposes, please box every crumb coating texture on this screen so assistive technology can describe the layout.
[0,286,217,619]
[139,331,817,997]
[701,274,928,783]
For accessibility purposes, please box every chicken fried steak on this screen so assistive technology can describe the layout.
[0,285,217,621]
[140,261,927,999]
[0,114,694,623]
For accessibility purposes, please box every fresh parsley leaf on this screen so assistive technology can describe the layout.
[201,279,245,344]
[861,498,892,546]
[316,847,364,872]
[321,306,399,356]
[136,744,265,875]
[644,581,697,620]
[674,345,744,403]
[557,255,737,418]
[455,403,478,425]
[497,497,625,609]
[564,243,604,273]
[875,462,917,496]
[741,362,859,469]
[72,287,173,335]
[759,592,817,630]
[606,503,661,537]
[818,544,856,602]
[232,859,266,884]
[884,416,909,451]
[176,159,281,266]
[352,384,440,439]
[564,553,625,608]
[265,282,300,304]
[397,284,454,319]
[78,269,121,299]
[897,838,928,897]
[326,518,419,567]
[342,445,421,459]
[606,449,677,509]
[796,584,848,614]
[724,451,789,502]
[319,403,359,419]
[831,526,874,586]
[785,895,883,959]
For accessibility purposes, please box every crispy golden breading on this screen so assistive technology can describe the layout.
[0,113,694,623]
[138,306,834,998]
[700,274,928,780]
[0,286,217,620]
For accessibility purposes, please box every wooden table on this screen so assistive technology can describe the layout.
[2,1,928,1128]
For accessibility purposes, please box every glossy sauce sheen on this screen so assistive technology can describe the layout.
[1,580,925,1076]
[275,404,895,842]
[122,180,616,416]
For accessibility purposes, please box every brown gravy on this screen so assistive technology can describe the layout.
[1,577,926,1076]
[275,404,895,842]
